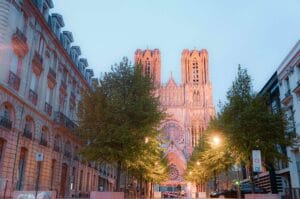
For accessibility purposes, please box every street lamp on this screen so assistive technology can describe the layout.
[145,137,149,144]
[197,161,200,166]
[212,136,221,146]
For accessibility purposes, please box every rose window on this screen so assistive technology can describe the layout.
[169,164,179,181]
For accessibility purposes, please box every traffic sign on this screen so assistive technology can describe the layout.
[252,150,262,172]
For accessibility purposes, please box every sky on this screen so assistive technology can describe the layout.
[52,0,300,107]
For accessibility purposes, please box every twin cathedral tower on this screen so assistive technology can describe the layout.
[134,48,215,184]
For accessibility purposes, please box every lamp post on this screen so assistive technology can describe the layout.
[211,135,221,192]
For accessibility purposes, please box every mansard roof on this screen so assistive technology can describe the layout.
[79,58,88,67]
[45,0,54,8]
[86,69,94,77]
[52,13,65,27]
[70,46,81,55]
[62,31,74,42]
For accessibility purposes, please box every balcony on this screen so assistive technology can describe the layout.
[54,111,77,134]
[281,90,292,106]
[53,143,60,152]
[23,128,32,139]
[8,71,21,91]
[70,91,76,107]
[60,80,67,95]
[0,116,12,130]
[32,51,43,76]
[44,102,52,116]
[11,28,28,57]
[47,67,57,88]
[40,137,48,147]
[293,80,300,95]
[29,89,38,105]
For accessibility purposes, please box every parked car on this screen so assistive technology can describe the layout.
[210,190,224,198]
[224,183,267,198]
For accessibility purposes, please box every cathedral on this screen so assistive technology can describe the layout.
[135,49,215,186]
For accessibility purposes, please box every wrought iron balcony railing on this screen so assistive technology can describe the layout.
[48,67,56,79]
[29,89,38,105]
[13,28,27,43]
[60,80,67,91]
[23,128,32,139]
[40,137,48,147]
[285,89,291,98]
[8,71,20,91]
[44,102,52,116]
[53,144,60,152]
[0,116,12,130]
[54,111,77,133]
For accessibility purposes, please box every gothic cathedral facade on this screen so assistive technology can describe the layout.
[135,48,215,185]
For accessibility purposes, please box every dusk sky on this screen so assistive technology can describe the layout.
[52,0,300,108]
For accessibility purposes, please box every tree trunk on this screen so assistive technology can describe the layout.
[139,175,143,198]
[248,164,255,193]
[213,170,217,191]
[116,160,122,192]
[150,181,154,198]
[268,163,278,194]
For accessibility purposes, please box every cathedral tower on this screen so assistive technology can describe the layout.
[134,49,161,85]
[181,49,209,85]
[134,48,215,187]
[181,49,215,148]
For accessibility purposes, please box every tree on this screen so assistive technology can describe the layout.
[77,57,165,191]
[185,130,233,191]
[215,66,295,192]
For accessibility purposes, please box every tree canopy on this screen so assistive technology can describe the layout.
[77,57,167,190]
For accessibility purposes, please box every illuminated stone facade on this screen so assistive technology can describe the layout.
[135,49,215,185]
[0,0,115,198]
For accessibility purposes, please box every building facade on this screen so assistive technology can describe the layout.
[0,0,115,198]
[257,72,290,194]
[277,40,300,188]
[135,49,215,186]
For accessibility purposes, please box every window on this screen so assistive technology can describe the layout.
[71,167,76,190]
[192,60,199,83]
[37,37,45,55]
[79,170,83,191]
[285,77,290,94]
[50,159,56,189]
[10,53,19,74]
[52,53,58,71]
[30,74,39,92]
[40,127,48,146]
[53,135,60,152]
[86,172,90,191]
[2,105,10,120]
[16,147,27,190]
[59,94,66,113]
[23,116,33,139]
[46,87,53,104]
[0,139,5,164]
[145,58,151,76]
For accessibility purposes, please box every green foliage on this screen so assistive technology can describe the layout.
[185,130,234,184]
[77,57,167,188]
[216,66,295,168]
